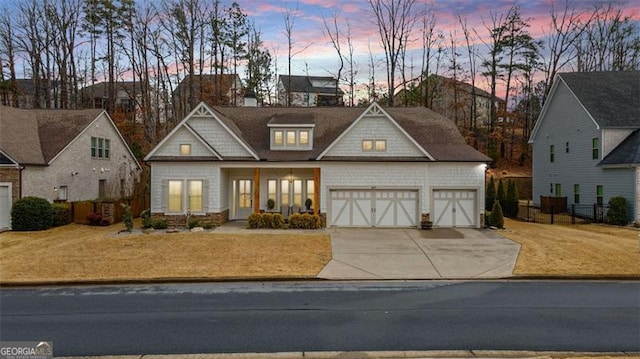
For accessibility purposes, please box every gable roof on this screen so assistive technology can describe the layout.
[558,71,640,128]
[79,81,144,99]
[278,75,345,95]
[0,106,141,169]
[173,74,241,96]
[148,102,488,162]
[599,129,640,167]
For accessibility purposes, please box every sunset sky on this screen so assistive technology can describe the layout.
[236,0,640,97]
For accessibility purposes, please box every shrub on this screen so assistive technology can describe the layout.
[122,204,133,232]
[271,213,285,229]
[151,218,168,229]
[86,212,103,226]
[289,213,303,228]
[266,198,275,210]
[141,209,152,229]
[606,196,628,225]
[489,201,504,229]
[247,213,263,229]
[496,179,506,208]
[11,196,54,231]
[202,221,214,230]
[262,212,274,228]
[188,218,200,229]
[305,198,313,210]
[51,203,72,227]
[486,175,496,211]
[504,180,519,218]
[289,213,321,229]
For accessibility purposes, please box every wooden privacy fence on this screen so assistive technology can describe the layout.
[70,196,149,225]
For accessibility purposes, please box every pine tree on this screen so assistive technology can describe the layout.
[505,179,519,218]
[490,200,505,229]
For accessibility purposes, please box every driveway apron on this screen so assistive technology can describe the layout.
[317,228,520,280]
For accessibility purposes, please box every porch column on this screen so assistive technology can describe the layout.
[313,168,320,215]
[253,168,260,213]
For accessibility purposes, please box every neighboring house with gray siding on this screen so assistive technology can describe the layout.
[145,102,489,228]
[529,71,640,223]
[0,106,141,229]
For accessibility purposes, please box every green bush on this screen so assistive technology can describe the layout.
[606,196,628,225]
[188,218,200,229]
[202,221,214,230]
[262,212,274,228]
[489,201,504,229]
[51,203,72,227]
[266,198,275,210]
[504,180,519,218]
[11,197,54,231]
[496,179,506,208]
[141,209,152,229]
[122,204,133,232]
[151,218,168,229]
[289,213,321,229]
[271,213,285,229]
[247,213,263,229]
[486,175,496,211]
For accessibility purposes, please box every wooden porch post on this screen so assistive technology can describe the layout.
[253,168,260,213]
[313,168,320,215]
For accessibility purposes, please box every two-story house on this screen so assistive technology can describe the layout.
[0,106,141,229]
[529,71,640,223]
[144,102,489,228]
[172,74,244,120]
[277,75,344,107]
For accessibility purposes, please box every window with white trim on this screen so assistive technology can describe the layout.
[168,180,183,212]
[363,139,387,152]
[168,180,204,213]
[188,180,203,212]
[270,128,313,150]
[91,136,111,159]
[180,144,191,156]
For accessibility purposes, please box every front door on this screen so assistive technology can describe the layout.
[234,179,253,219]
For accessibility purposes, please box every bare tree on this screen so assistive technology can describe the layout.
[420,8,440,108]
[322,12,344,106]
[368,0,419,107]
[459,15,478,131]
[0,10,18,107]
[281,3,309,106]
[343,22,358,107]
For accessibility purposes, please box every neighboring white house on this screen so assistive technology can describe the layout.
[277,75,344,107]
[529,71,640,223]
[0,106,142,229]
[144,102,489,228]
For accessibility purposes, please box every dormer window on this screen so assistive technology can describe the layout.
[268,120,314,150]
[363,139,387,152]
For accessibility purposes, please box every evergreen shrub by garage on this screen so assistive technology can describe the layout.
[11,196,54,231]
[52,203,72,227]
[489,201,504,229]
[606,196,628,225]
[247,213,286,229]
[289,213,321,229]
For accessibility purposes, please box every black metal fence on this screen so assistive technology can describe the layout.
[518,201,609,225]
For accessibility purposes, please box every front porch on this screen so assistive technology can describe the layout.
[226,166,321,221]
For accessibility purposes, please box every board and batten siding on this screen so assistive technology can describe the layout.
[150,162,221,213]
[153,127,213,157]
[187,116,251,157]
[322,114,424,157]
[532,80,635,219]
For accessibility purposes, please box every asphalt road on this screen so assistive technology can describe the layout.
[1,281,639,356]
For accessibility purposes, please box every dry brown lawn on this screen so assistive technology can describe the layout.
[501,218,640,276]
[0,222,331,284]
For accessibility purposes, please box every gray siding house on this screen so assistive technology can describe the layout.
[145,102,489,228]
[529,71,640,223]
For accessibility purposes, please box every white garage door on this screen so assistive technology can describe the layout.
[432,189,477,227]
[0,185,11,229]
[330,189,418,227]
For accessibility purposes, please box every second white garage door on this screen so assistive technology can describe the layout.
[432,189,477,227]
[330,189,418,227]
[0,185,11,230]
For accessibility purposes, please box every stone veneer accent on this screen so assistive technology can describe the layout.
[0,168,20,203]
[152,209,230,227]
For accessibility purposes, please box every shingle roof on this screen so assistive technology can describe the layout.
[205,105,489,162]
[79,81,143,99]
[279,75,345,95]
[599,129,640,166]
[559,71,640,128]
[0,105,102,165]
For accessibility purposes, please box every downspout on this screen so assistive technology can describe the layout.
[18,165,24,198]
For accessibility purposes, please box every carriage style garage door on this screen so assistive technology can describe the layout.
[0,185,11,229]
[330,189,418,227]
[432,189,477,227]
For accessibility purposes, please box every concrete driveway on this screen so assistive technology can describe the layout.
[317,228,521,280]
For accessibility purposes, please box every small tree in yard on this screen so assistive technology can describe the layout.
[490,201,505,229]
[606,196,628,226]
[504,180,519,218]
[496,179,506,207]
[122,204,133,232]
[486,175,496,211]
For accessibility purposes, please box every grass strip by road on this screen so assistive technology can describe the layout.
[501,218,640,277]
[0,223,331,284]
